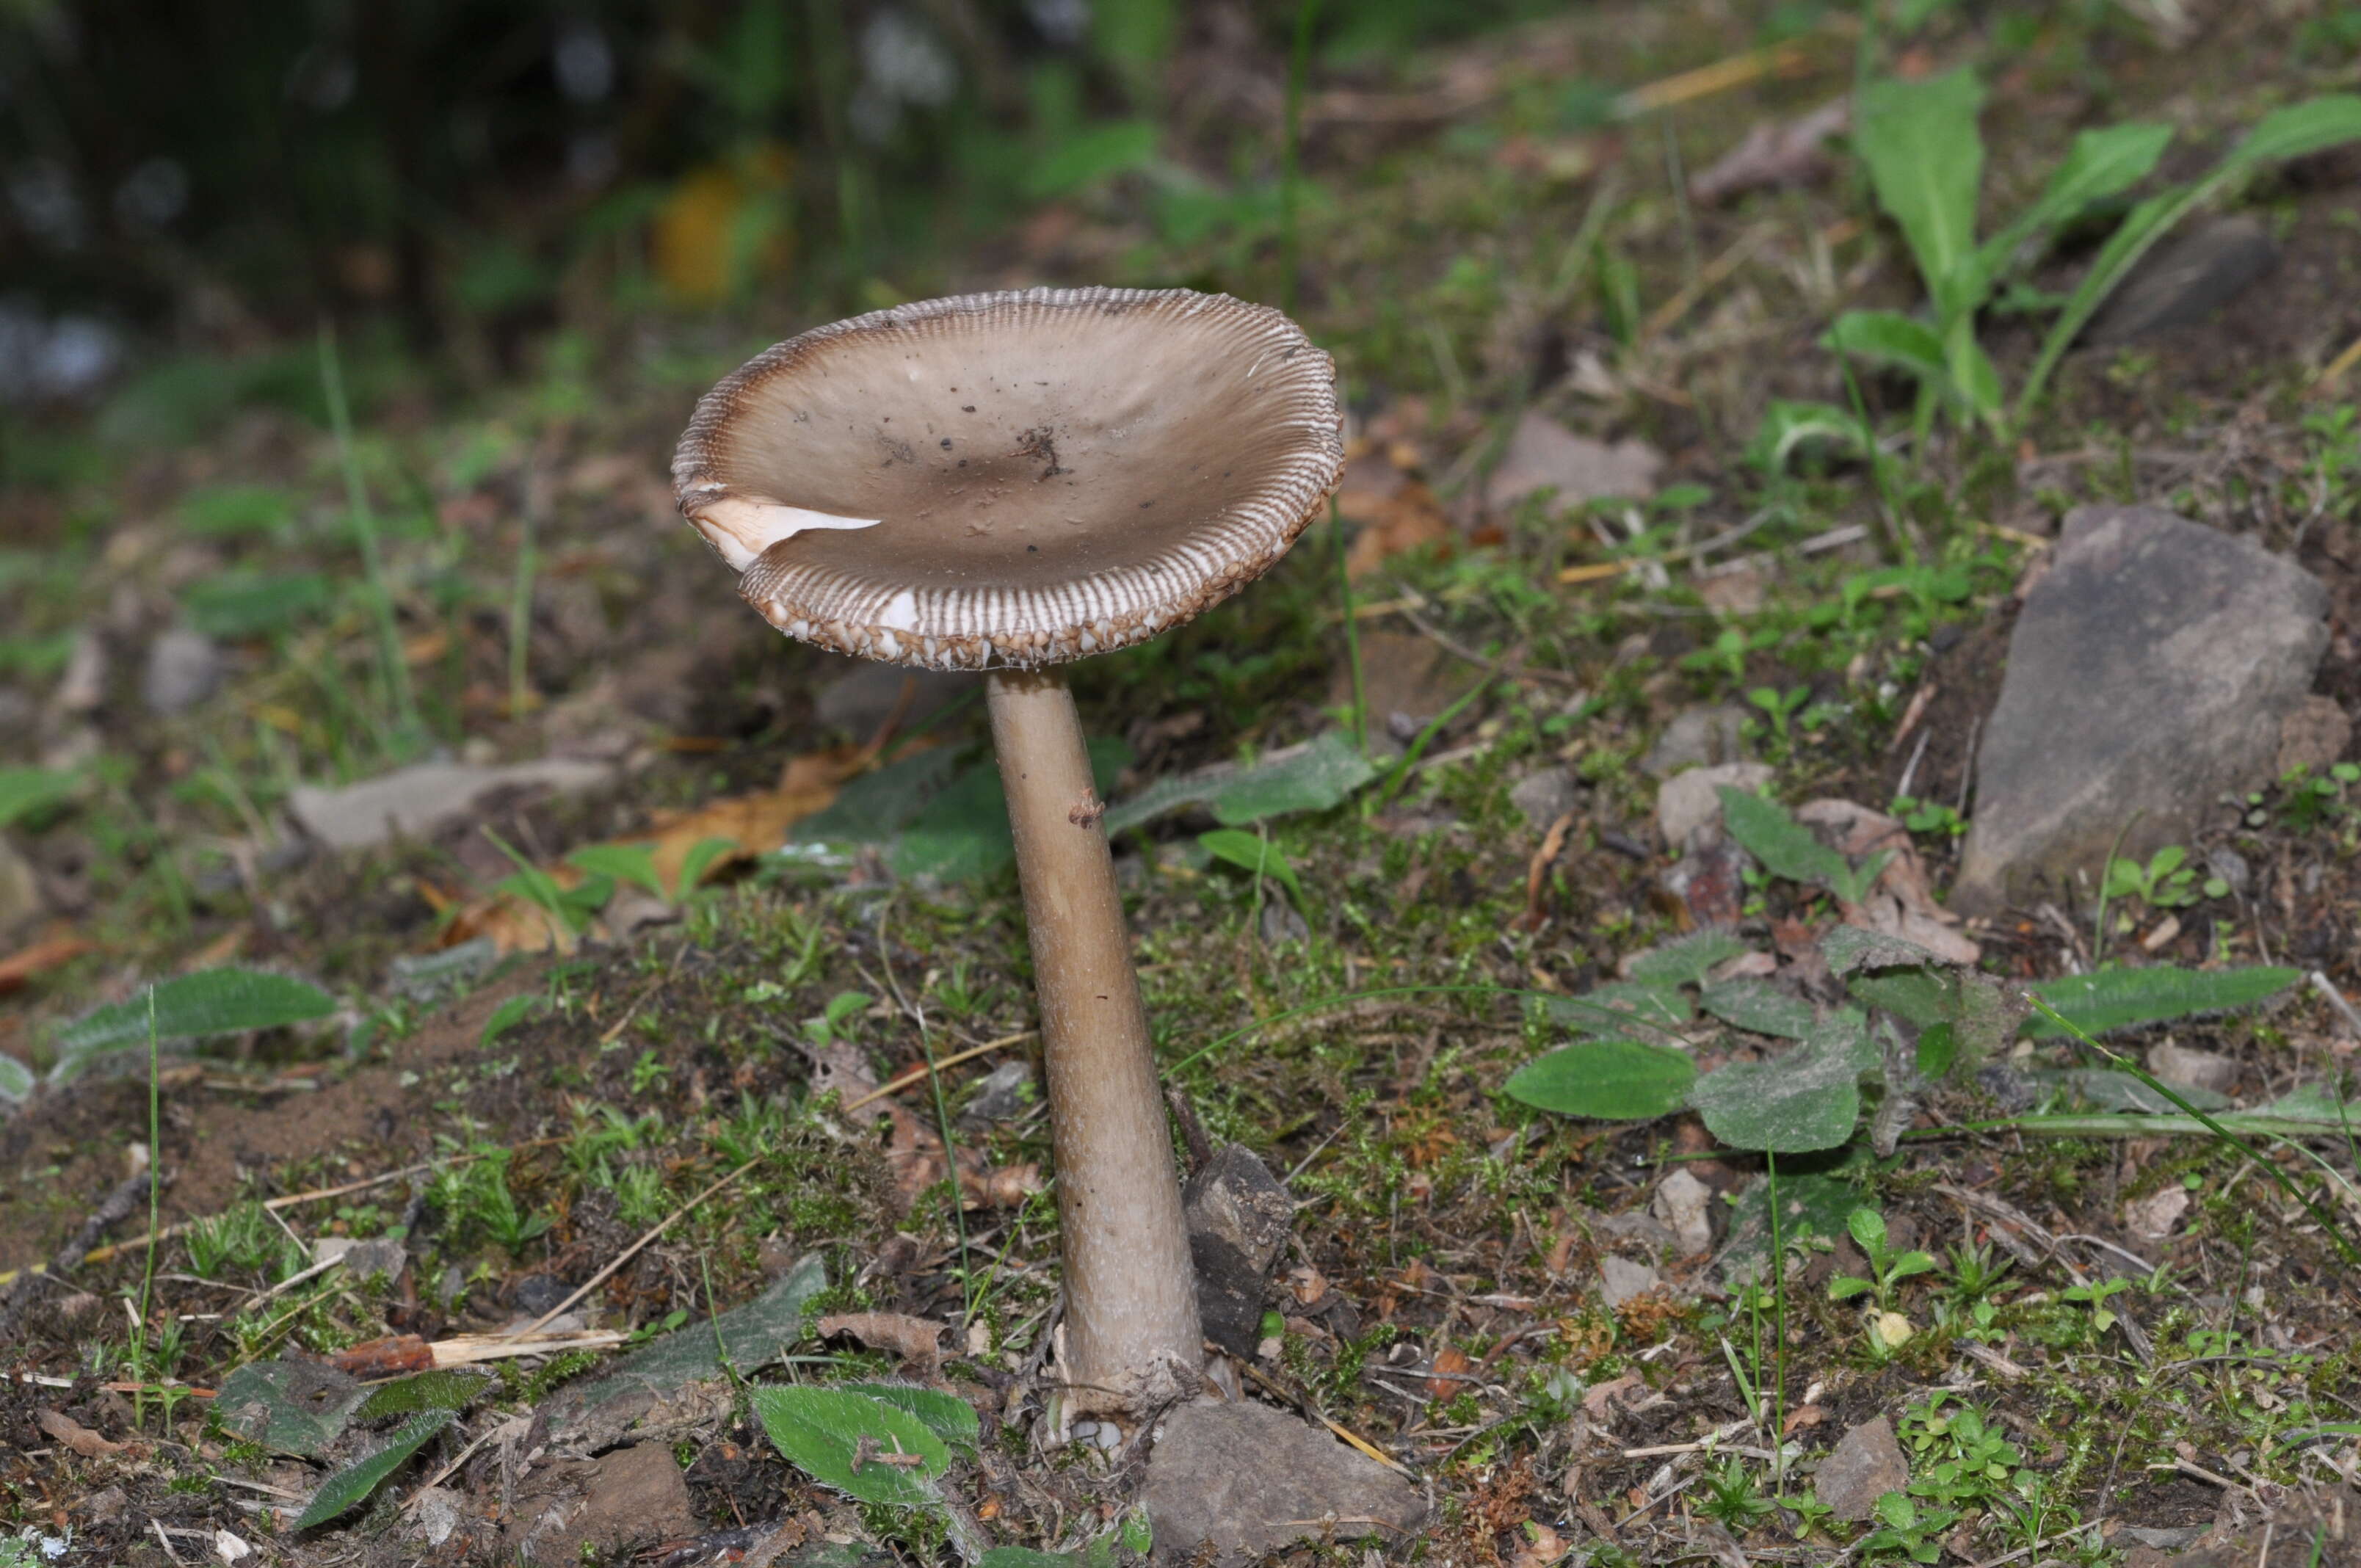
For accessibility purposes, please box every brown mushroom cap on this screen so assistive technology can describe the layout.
[672,286,1343,672]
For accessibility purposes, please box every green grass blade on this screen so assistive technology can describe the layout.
[294,1408,455,1529]
[1973,122,2174,282]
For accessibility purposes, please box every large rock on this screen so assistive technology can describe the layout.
[1144,1398,1426,1566]
[1185,1145,1295,1358]
[1955,507,2327,912]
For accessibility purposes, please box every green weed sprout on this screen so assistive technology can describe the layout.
[1828,1207,1937,1311]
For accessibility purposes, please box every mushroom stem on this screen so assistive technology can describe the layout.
[985,667,1200,1416]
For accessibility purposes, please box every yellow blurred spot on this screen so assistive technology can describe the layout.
[654,145,794,305]
[1873,1311,1914,1349]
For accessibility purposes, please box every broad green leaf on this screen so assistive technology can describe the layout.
[0,1053,31,1103]
[883,741,1127,884]
[2225,94,2361,165]
[2028,1067,2232,1114]
[0,766,76,829]
[1847,1207,1887,1252]
[352,1368,496,1422]
[1546,981,1694,1039]
[1716,787,1850,888]
[294,1408,456,1529]
[1823,311,1948,383]
[2020,965,2301,1039]
[1821,925,1943,975]
[1103,730,1376,835]
[750,1385,951,1506]
[1506,1038,1697,1120]
[54,968,336,1075]
[1747,400,1872,473]
[545,1253,827,1444]
[1198,829,1308,910]
[793,747,964,843]
[1689,1018,1874,1153]
[1855,69,1987,316]
[672,835,739,899]
[1700,978,1817,1039]
[566,842,664,899]
[1626,929,1755,989]
[1718,1169,1863,1285]
[1976,122,2174,280]
[183,570,333,639]
[217,1360,368,1459]
[837,1382,981,1453]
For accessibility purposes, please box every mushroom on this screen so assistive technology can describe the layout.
[672,286,1342,1416]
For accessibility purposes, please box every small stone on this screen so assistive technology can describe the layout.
[1652,1169,1714,1257]
[141,626,223,715]
[504,1443,696,1564]
[1955,506,2328,912]
[1484,411,1662,516]
[405,1487,467,1548]
[1655,761,1774,849]
[1187,1145,1295,1358]
[2126,1186,2191,1243]
[1598,1255,1661,1307]
[956,1059,1038,1129]
[54,630,106,714]
[2277,694,2352,777]
[288,757,617,851]
[1144,1398,1426,1566]
[0,835,43,935]
[2147,1041,2237,1096]
[2086,214,2279,346]
[80,1485,128,1525]
[1258,899,1310,947]
[1510,766,1580,830]
[1816,1415,1911,1522]
[511,1274,571,1315]
[1644,705,1751,779]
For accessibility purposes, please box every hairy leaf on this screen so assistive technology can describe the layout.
[1718,1169,1861,1285]
[1198,829,1308,911]
[1716,787,1849,888]
[1748,400,1872,473]
[2020,965,2301,1039]
[54,968,336,1078]
[352,1368,496,1423]
[1506,1039,1698,1120]
[1700,978,1817,1039]
[1546,981,1694,1039]
[1626,929,1755,989]
[0,1053,31,1104]
[750,1385,951,1507]
[2028,1067,2232,1114]
[217,1360,367,1459]
[1821,925,1943,976]
[2225,94,2361,165]
[1855,69,1987,316]
[294,1409,455,1529]
[1105,730,1376,834]
[1690,1018,1875,1153]
[837,1382,980,1452]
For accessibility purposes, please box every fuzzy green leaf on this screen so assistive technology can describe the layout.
[2020,965,2301,1039]
[566,842,664,899]
[1748,400,1872,473]
[1198,829,1308,911]
[217,1360,368,1459]
[836,1382,981,1453]
[0,1054,32,1104]
[2225,94,2361,165]
[54,968,336,1077]
[294,1408,455,1529]
[1975,122,2174,280]
[0,766,75,829]
[1716,787,1849,888]
[1506,1039,1698,1121]
[1546,981,1694,1039]
[750,1385,951,1507]
[1855,69,1987,316]
[1104,730,1376,834]
[1821,925,1944,976]
[1823,311,1948,383]
[1700,979,1817,1039]
[352,1368,496,1423]
[1626,929,1755,989]
[1717,1169,1861,1285]
[1689,1018,1874,1153]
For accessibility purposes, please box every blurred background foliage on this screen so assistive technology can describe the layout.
[0,0,1585,460]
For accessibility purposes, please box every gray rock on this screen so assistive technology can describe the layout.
[0,835,43,935]
[956,1059,1038,1129]
[1656,761,1774,849]
[813,659,973,736]
[1954,506,2327,913]
[1599,1255,1661,1307]
[288,757,617,851]
[1816,1415,1911,1522]
[1144,1398,1426,1566]
[405,1487,467,1548]
[1187,1145,1296,1358]
[1652,1169,1715,1257]
[2147,1041,2237,1096]
[141,626,222,715]
[315,1235,408,1284]
[1645,704,1751,778]
[2277,694,2352,776]
[1511,766,1581,830]
[2086,215,2279,346]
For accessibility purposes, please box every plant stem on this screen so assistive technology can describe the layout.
[1333,496,1368,756]
[508,507,538,718]
[1280,0,1320,318]
[318,322,418,746]
[1766,1149,1787,1486]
